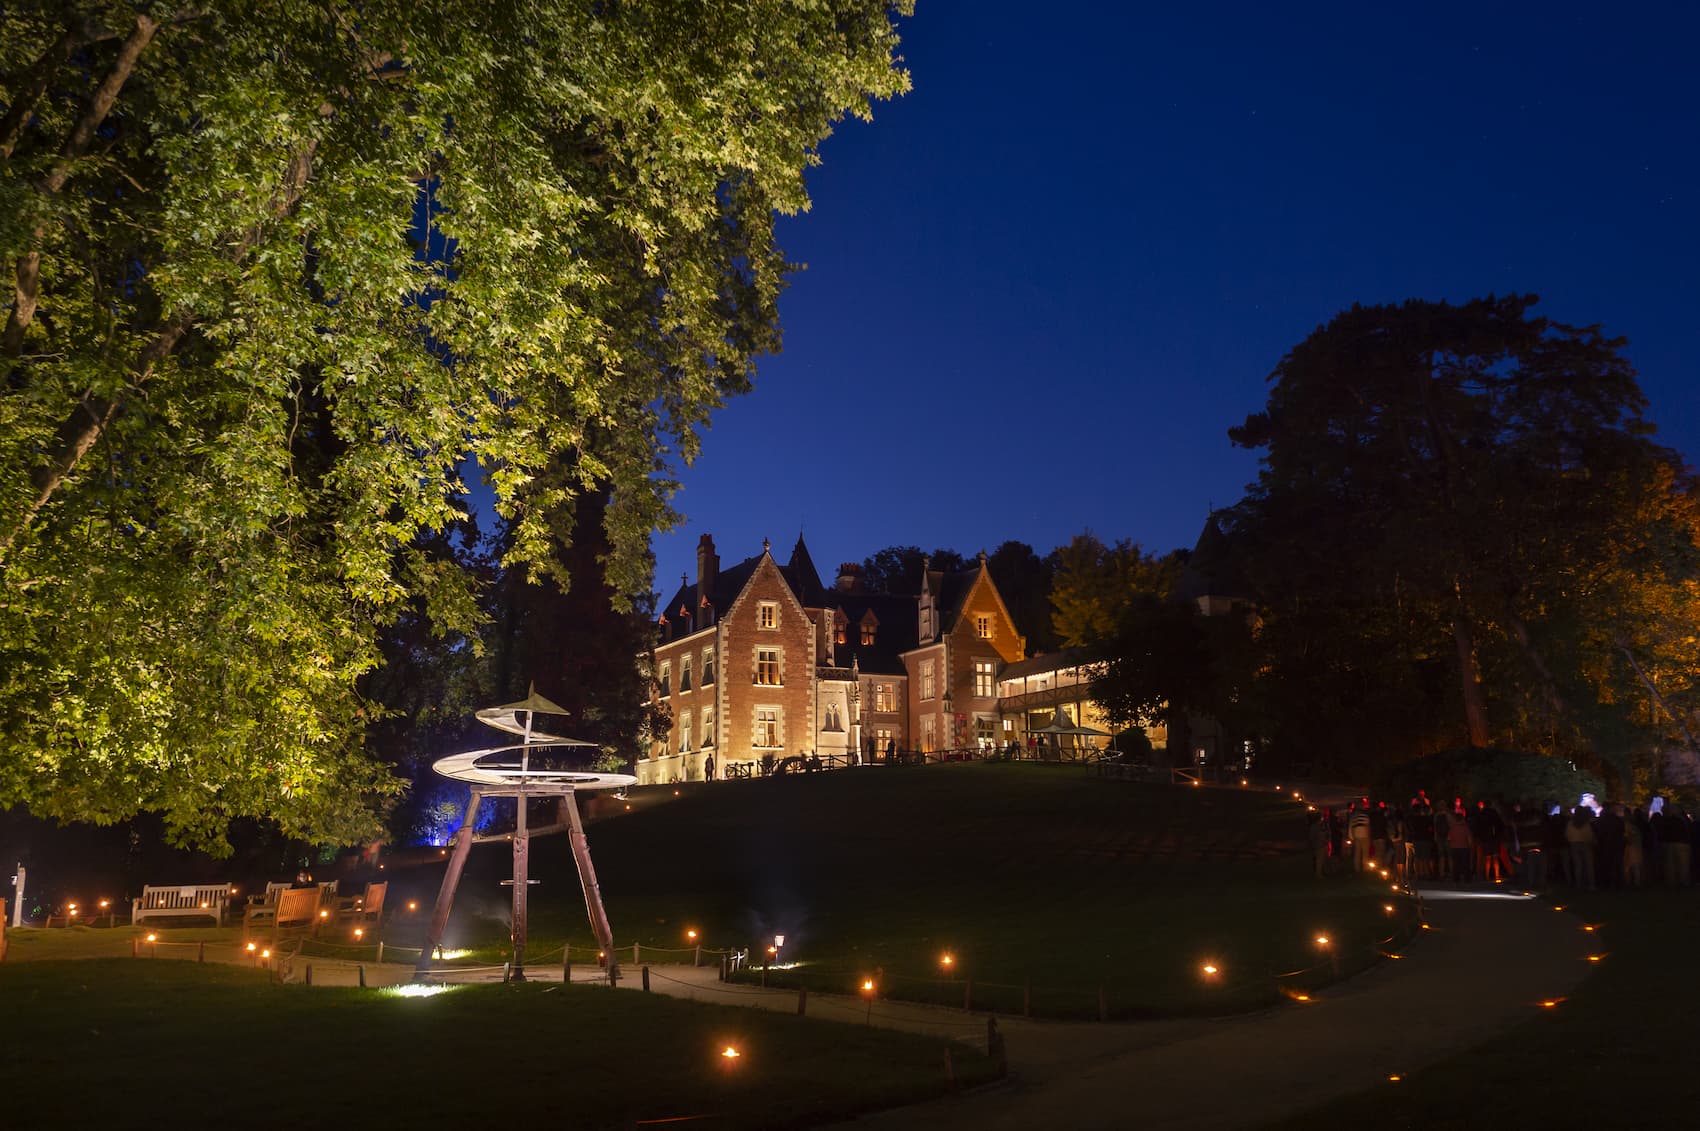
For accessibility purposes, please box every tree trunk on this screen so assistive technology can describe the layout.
[1616,639,1700,786]
[1452,582,1490,748]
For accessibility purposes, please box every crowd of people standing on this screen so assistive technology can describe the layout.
[1307,792,1700,890]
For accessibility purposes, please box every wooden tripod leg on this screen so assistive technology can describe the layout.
[414,789,482,981]
[563,790,618,981]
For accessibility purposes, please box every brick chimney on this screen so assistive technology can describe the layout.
[835,562,864,592]
[696,534,719,615]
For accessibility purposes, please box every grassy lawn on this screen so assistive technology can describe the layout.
[371,763,1414,1016]
[1268,886,1700,1129]
[0,958,998,1130]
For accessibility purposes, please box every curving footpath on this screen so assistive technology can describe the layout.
[625,884,1595,1130]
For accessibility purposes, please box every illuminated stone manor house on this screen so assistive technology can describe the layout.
[640,535,1027,785]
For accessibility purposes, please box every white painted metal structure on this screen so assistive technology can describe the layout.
[418,687,633,982]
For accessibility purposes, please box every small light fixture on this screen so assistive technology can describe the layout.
[1314,935,1330,947]
[261,948,271,959]
[721,1046,740,1060]
[146,933,157,943]
[246,942,257,952]
[354,927,364,940]
[861,978,875,993]
[774,934,785,948]
[407,901,418,912]
[686,929,699,942]
[1201,962,1219,977]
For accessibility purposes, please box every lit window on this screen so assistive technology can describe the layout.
[976,614,991,639]
[680,716,692,753]
[758,602,778,629]
[861,625,875,645]
[702,650,715,685]
[921,660,935,700]
[659,662,671,698]
[974,660,994,698]
[921,715,936,752]
[679,656,692,693]
[875,683,895,712]
[874,727,894,751]
[835,611,847,645]
[755,707,781,748]
[756,648,780,686]
[701,707,714,746]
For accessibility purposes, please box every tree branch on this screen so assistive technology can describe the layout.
[1,137,318,564]
[0,22,86,161]
[4,12,160,357]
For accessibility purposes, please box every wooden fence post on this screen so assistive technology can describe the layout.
[358,964,367,988]
[562,946,571,985]
[633,942,640,966]
[642,965,650,991]
[305,964,313,986]
[197,941,205,963]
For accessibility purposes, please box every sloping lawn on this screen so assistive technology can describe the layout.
[380,764,1414,1016]
[0,959,997,1130]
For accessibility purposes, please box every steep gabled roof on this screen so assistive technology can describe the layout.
[1173,514,1254,605]
[830,591,919,675]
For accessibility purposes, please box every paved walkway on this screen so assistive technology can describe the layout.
[610,885,1595,1130]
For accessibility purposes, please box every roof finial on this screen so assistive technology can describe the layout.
[763,537,771,554]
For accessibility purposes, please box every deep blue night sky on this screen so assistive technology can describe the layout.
[649,1,1699,594]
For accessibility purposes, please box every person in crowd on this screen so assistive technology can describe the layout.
[1594,802,1625,888]
[1666,807,1693,886]
[1349,801,1373,873]
[1622,805,1644,887]
[1565,807,1596,891]
[1432,804,1453,881]
[1369,802,1389,871]
[1446,802,1474,884]
[1408,800,1435,881]
[1514,802,1545,888]
[1387,804,1408,879]
[1309,810,1330,879]
[1473,800,1504,883]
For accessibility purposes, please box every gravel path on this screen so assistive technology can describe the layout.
[621,884,1595,1130]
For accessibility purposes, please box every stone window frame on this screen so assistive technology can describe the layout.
[758,601,779,630]
[974,659,995,698]
[702,648,715,686]
[920,659,935,700]
[754,705,782,749]
[975,614,992,639]
[658,661,671,698]
[755,645,782,686]
[701,706,715,747]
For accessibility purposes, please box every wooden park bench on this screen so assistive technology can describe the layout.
[243,886,324,947]
[132,884,230,926]
[334,882,386,931]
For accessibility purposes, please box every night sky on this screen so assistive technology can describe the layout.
[648,1,1699,593]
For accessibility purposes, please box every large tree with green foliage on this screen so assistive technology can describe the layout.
[1228,295,1700,788]
[0,1,912,850]
[1048,532,1181,648]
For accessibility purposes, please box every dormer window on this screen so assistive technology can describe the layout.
[861,625,875,646]
[834,610,847,645]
